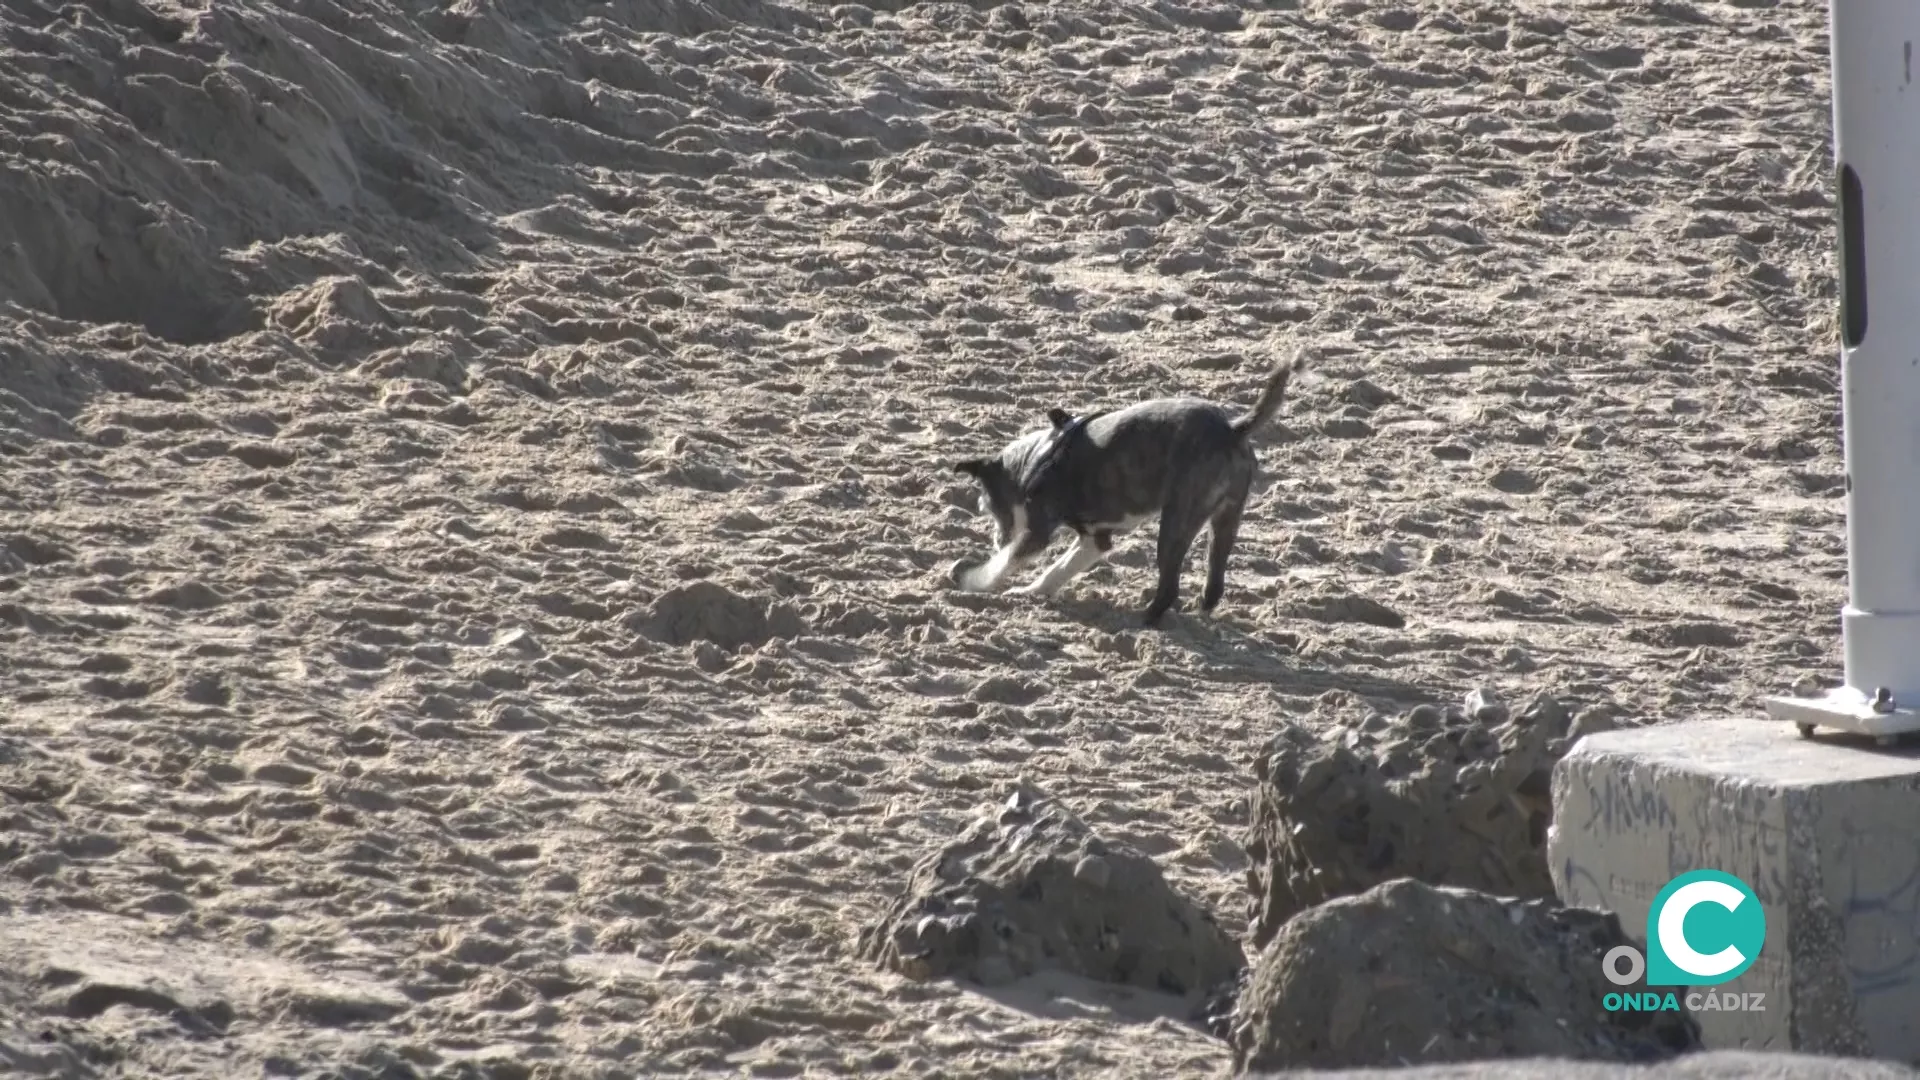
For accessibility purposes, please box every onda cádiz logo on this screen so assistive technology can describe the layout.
[1601,869,1769,1014]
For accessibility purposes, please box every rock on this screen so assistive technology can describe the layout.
[1230,879,1703,1072]
[1244,695,1575,949]
[857,784,1243,1005]
[1555,707,1619,755]
[1464,688,1508,725]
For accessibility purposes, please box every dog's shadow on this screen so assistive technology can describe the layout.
[1039,581,1437,706]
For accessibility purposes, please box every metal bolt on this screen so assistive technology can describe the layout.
[1874,686,1896,713]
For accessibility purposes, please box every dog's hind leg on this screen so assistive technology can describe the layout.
[1201,500,1244,613]
[1144,507,1205,627]
[1012,532,1104,597]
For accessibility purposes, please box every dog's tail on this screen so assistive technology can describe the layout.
[1230,349,1308,438]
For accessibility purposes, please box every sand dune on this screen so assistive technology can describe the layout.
[0,0,1853,1075]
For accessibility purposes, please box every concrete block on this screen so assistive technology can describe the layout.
[1549,718,1920,1060]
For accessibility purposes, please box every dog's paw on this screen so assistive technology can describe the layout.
[950,559,993,592]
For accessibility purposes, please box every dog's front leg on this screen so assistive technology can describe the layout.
[951,542,1039,593]
[1011,532,1104,597]
[952,506,1055,594]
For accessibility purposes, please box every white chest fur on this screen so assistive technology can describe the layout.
[1082,512,1154,535]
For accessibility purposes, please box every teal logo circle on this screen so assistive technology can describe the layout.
[1645,869,1766,987]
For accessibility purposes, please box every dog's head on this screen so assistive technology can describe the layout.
[952,455,1021,549]
[952,417,1071,548]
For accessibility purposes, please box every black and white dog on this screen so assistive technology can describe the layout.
[949,353,1306,626]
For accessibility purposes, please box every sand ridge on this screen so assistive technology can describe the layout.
[0,0,1850,1075]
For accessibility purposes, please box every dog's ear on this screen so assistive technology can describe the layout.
[1047,408,1073,431]
[952,458,989,480]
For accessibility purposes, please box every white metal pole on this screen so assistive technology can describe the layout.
[1769,0,1920,741]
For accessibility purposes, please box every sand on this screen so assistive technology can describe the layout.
[0,0,1853,1075]
[1255,1054,1920,1080]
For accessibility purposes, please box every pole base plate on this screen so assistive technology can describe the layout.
[1765,687,1920,747]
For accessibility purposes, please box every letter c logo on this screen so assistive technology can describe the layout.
[1658,879,1748,978]
[1644,870,1766,987]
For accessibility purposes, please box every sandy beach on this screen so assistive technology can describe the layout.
[0,0,1860,1075]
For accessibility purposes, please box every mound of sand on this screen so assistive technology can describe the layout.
[1231,879,1702,1073]
[858,783,1242,1005]
[1245,690,1613,948]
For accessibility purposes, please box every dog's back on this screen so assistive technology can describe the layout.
[1083,350,1303,455]
[1041,397,1250,528]
[1091,397,1237,442]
